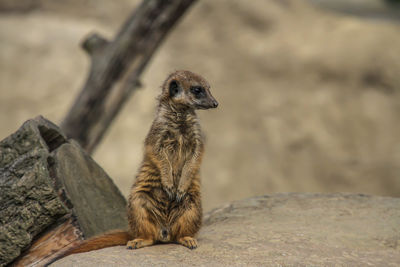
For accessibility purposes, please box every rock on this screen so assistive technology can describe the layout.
[52,193,400,266]
[52,141,127,238]
[0,116,127,266]
[309,0,400,21]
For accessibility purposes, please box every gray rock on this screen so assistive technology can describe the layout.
[308,0,400,22]
[52,141,128,238]
[53,193,400,266]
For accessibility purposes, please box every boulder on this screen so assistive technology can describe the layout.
[52,193,400,266]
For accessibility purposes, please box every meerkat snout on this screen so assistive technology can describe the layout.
[189,85,218,109]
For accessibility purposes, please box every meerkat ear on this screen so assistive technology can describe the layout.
[169,80,181,97]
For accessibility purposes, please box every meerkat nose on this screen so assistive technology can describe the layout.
[212,100,219,108]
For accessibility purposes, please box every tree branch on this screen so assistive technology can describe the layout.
[61,0,197,154]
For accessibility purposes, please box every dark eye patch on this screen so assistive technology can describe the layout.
[190,86,205,98]
[169,80,181,97]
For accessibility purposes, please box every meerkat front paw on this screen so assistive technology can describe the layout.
[176,189,187,202]
[162,183,176,200]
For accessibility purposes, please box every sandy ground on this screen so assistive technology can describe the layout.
[1,0,400,211]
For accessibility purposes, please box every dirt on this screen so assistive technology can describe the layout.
[1,0,400,211]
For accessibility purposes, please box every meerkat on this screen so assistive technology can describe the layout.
[49,70,218,264]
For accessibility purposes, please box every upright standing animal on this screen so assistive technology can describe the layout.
[50,70,218,264]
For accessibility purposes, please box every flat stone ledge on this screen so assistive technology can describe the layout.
[52,193,400,266]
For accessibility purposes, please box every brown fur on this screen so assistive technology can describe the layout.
[48,70,218,264]
[65,231,131,256]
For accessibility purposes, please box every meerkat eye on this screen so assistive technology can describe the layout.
[169,80,181,97]
[190,86,205,98]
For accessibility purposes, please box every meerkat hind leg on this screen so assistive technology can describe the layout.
[171,199,201,250]
[177,236,198,249]
[126,238,154,249]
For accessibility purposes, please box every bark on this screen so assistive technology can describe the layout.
[0,117,127,266]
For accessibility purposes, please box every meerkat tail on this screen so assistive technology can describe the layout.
[66,230,131,254]
[46,230,130,266]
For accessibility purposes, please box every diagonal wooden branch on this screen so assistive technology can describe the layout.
[61,0,197,154]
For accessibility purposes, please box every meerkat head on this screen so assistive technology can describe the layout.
[161,70,218,110]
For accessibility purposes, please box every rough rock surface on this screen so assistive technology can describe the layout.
[52,141,128,238]
[53,193,400,266]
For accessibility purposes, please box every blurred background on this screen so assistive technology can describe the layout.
[1,0,399,212]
